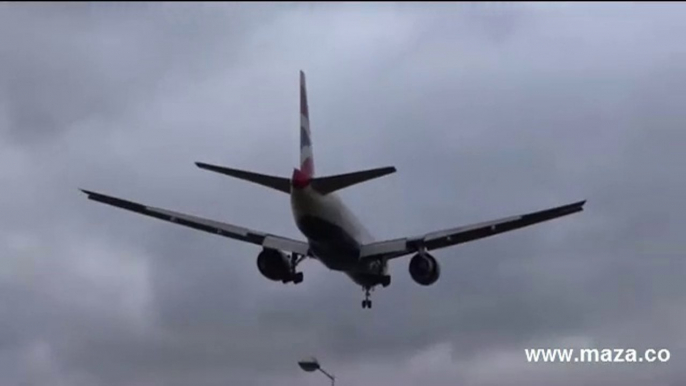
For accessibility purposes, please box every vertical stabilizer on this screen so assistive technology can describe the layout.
[299,70,314,178]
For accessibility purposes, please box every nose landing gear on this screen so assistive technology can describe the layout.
[361,286,373,309]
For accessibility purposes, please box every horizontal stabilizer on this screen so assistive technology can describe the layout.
[311,166,396,195]
[195,162,291,194]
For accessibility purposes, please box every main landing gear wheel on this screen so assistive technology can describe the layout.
[292,272,304,284]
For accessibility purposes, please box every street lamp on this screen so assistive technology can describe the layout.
[298,357,335,386]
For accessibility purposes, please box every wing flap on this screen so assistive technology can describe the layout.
[80,189,310,256]
[419,200,585,250]
[360,200,586,260]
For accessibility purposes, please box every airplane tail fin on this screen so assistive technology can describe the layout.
[293,71,396,194]
[195,71,315,194]
[299,70,314,178]
[195,71,396,195]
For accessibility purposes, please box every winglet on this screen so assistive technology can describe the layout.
[80,189,100,199]
[566,199,587,211]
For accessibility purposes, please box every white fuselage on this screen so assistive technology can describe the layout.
[290,186,386,287]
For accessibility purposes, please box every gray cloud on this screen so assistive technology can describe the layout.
[1,2,685,386]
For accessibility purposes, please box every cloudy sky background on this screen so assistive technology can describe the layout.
[1,2,685,385]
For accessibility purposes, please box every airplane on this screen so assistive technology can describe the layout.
[80,70,586,309]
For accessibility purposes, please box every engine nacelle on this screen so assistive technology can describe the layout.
[256,248,291,282]
[409,252,440,286]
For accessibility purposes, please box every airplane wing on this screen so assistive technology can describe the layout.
[359,200,586,261]
[80,189,311,256]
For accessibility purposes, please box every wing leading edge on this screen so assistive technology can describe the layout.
[360,200,586,261]
[80,189,311,256]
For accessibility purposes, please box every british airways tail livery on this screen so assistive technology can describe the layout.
[81,71,586,309]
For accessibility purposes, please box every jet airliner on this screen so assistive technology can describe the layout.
[81,71,586,309]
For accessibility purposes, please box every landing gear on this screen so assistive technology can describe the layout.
[286,253,306,284]
[380,275,391,287]
[292,272,304,284]
[361,286,373,309]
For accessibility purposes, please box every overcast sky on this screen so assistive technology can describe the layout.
[1,2,685,386]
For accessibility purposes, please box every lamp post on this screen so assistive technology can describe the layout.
[298,357,335,386]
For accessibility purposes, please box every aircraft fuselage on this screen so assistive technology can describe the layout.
[290,185,387,287]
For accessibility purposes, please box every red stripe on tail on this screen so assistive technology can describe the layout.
[292,167,311,189]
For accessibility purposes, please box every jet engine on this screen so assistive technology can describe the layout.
[257,248,291,282]
[409,252,440,286]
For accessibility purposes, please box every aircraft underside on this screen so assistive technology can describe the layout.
[284,191,388,308]
[255,235,431,309]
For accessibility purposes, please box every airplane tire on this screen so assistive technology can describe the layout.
[293,272,304,284]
